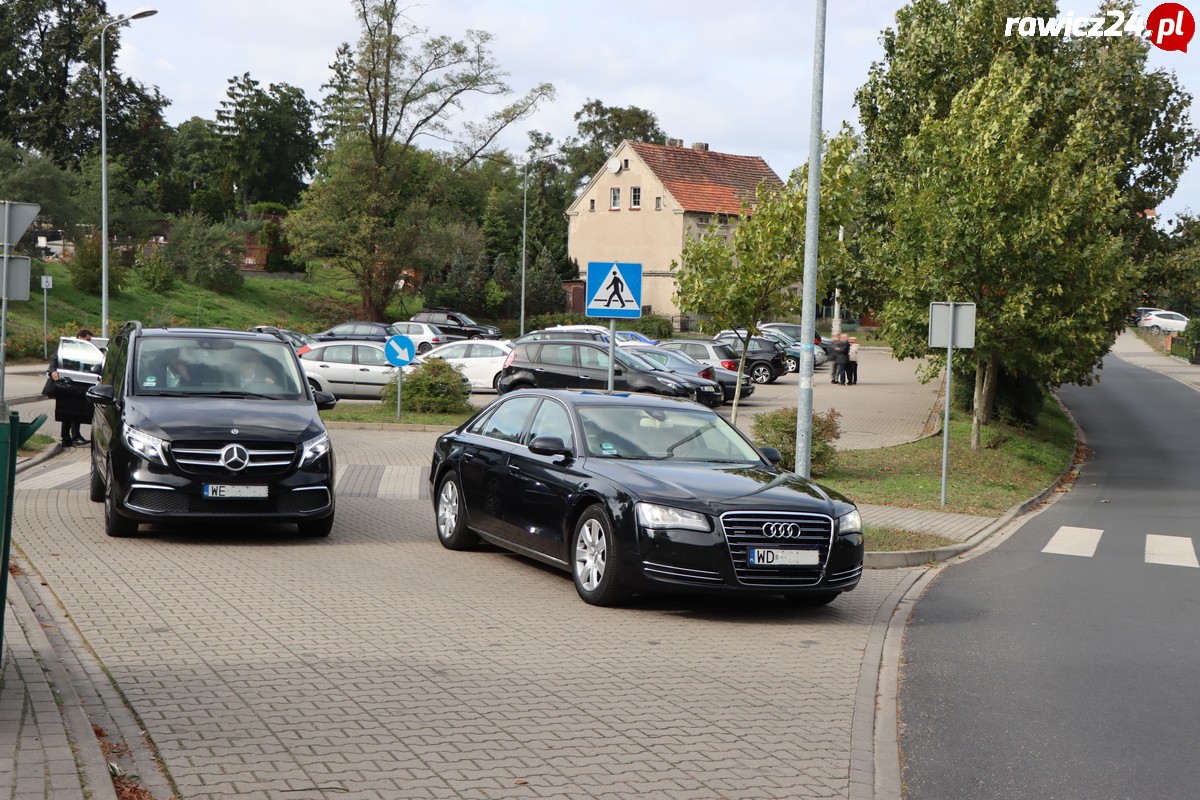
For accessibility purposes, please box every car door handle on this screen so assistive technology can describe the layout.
[507,464,522,475]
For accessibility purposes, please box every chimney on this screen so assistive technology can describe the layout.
[666,137,683,147]
[691,142,709,151]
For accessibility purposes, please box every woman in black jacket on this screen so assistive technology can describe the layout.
[46,329,95,447]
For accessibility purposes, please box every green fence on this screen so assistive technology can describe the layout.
[0,406,47,645]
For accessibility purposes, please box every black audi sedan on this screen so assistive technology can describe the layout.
[429,390,863,606]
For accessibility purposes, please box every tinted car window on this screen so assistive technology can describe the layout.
[438,343,470,359]
[310,345,354,364]
[578,346,609,370]
[712,343,737,360]
[480,396,538,443]
[469,344,504,358]
[539,344,576,367]
[527,400,574,450]
[680,343,708,359]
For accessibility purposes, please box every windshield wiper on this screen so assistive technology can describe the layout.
[195,390,277,400]
[665,422,718,456]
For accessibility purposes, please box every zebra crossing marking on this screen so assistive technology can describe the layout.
[1145,534,1200,568]
[1042,526,1103,558]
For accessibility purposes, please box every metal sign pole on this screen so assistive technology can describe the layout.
[396,373,403,420]
[940,303,955,507]
[606,319,616,392]
[1,202,10,400]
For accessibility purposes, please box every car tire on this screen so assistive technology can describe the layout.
[783,591,840,606]
[750,363,773,384]
[103,465,138,537]
[492,372,502,391]
[785,356,798,373]
[307,378,322,393]
[469,334,481,340]
[298,515,334,537]
[435,474,478,550]
[571,505,630,606]
[417,342,432,354]
[1151,325,1163,334]
[89,456,105,503]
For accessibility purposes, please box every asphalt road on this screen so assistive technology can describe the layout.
[899,351,1200,799]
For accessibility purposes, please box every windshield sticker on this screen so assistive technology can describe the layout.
[601,442,616,453]
[143,375,158,387]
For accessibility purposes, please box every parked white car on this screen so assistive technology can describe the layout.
[298,340,397,399]
[1138,310,1189,333]
[419,340,513,391]
[391,320,454,352]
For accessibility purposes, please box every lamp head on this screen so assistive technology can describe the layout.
[128,6,157,20]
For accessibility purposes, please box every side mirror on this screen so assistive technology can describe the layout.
[312,390,338,411]
[86,384,116,406]
[528,436,572,457]
[612,366,623,376]
[759,446,782,466]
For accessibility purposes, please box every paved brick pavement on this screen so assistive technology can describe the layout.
[11,336,1175,800]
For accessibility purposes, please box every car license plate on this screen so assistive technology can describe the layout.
[203,484,268,498]
[748,548,819,566]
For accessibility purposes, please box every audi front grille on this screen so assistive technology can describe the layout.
[720,511,834,587]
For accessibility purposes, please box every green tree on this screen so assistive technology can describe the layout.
[161,212,246,293]
[855,0,1198,447]
[216,73,319,210]
[877,54,1131,448]
[560,99,667,187]
[0,138,81,233]
[288,0,554,320]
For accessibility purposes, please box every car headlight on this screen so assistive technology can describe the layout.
[636,502,711,532]
[300,432,332,467]
[123,426,169,466]
[838,508,863,535]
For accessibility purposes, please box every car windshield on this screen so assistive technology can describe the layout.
[134,338,307,400]
[456,313,478,325]
[577,405,764,462]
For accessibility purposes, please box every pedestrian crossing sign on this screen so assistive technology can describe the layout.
[586,262,642,319]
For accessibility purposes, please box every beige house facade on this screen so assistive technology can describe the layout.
[566,139,784,325]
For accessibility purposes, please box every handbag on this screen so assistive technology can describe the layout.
[41,376,57,397]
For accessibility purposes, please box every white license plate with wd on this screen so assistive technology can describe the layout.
[203,484,268,498]
[748,548,819,567]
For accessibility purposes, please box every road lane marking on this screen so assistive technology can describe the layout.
[1042,526,1103,557]
[1145,534,1199,568]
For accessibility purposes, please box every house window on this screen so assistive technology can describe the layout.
[610,188,620,209]
[655,197,662,210]
[623,159,630,170]
[589,199,595,212]
[630,187,641,209]
[697,215,710,226]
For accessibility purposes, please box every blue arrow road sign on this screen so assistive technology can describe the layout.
[385,335,415,367]
[586,262,642,319]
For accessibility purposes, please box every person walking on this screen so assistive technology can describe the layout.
[46,328,96,447]
[831,334,850,385]
[846,336,859,385]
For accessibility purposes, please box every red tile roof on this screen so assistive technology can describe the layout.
[628,141,784,215]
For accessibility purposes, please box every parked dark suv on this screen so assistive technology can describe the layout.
[86,323,339,538]
[411,309,502,340]
[498,340,696,400]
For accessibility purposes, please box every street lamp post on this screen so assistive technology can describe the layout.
[519,152,558,337]
[99,6,157,338]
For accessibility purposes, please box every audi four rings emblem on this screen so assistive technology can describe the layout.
[220,444,250,472]
[762,522,803,538]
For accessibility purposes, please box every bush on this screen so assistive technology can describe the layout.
[137,251,175,293]
[64,233,128,295]
[632,313,674,341]
[1179,318,1200,362]
[750,407,842,476]
[380,358,472,414]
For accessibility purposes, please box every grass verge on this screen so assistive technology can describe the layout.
[320,403,473,428]
[821,398,1076,516]
[865,525,959,552]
